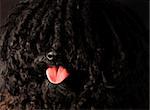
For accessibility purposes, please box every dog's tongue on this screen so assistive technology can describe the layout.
[46,66,69,84]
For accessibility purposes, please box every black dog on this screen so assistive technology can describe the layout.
[0,0,148,109]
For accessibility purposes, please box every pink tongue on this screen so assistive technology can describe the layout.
[46,66,69,84]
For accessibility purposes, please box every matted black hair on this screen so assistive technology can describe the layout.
[0,0,148,109]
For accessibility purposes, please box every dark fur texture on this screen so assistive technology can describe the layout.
[0,0,148,109]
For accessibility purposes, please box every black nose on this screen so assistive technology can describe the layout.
[46,49,63,66]
[46,49,57,61]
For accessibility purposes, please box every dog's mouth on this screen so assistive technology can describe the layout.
[32,55,70,85]
[46,66,69,84]
[33,55,88,92]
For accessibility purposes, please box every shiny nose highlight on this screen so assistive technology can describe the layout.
[46,50,57,61]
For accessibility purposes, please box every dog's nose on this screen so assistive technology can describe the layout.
[46,48,66,67]
[46,49,62,66]
[46,50,57,61]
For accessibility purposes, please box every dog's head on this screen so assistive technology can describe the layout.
[0,0,104,109]
[0,0,148,109]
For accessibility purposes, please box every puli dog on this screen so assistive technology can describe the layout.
[0,0,148,109]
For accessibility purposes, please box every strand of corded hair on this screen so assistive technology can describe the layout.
[64,0,75,58]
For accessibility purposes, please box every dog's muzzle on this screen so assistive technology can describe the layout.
[33,49,70,85]
[46,49,70,84]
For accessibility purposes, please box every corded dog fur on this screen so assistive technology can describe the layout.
[0,0,148,109]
